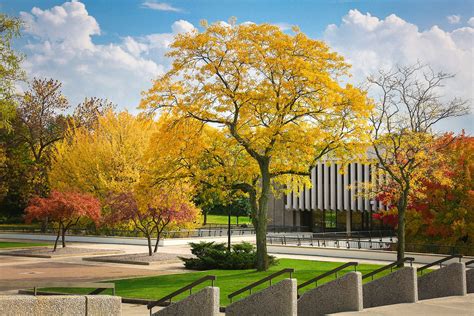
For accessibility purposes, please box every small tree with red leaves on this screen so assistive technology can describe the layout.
[25,190,101,251]
[106,189,199,256]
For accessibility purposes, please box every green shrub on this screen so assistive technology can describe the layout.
[180,241,277,270]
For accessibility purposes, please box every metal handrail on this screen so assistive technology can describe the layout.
[228,268,294,303]
[5,281,115,296]
[465,259,474,266]
[147,275,216,313]
[418,254,462,275]
[362,257,415,280]
[298,262,358,291]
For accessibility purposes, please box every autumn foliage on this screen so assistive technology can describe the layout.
[105,187,199,256]
[25,190,101,251]
[374,133,474,252]
[141,21,371,270]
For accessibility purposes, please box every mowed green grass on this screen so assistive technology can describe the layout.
[203,214,252,225]
[45,258,391,306]
[0,241,49,248]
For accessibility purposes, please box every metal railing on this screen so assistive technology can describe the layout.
[267,225,311,233]
[147,275,216,314]
[312,230,395,240]
[8,281,115,296]
[267,235,393,250]
[200,223,252,229]
[362,257,415,281]
[418,255,463,275]
[228,268,294,303]
[297,262,358,294]
[0,226,255,238]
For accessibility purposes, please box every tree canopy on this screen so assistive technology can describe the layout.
[141,22,372,270]
[25,190,101,251]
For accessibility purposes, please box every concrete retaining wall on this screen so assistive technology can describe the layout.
[298,271,362,316]
[467,268,474,293]
[0,295,121,316]
[418,262,466,300]
[225,279,297,316]
[363,267,418,308]
[154,287,219,316]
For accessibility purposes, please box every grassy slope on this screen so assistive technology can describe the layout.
[47,258,390,306]
[0,241,49,248]
[203,214,252,225]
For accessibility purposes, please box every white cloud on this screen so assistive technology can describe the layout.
[447,14,461,24]
[20,1,99,50]
[324,9,474,133]
[468,17,474,27]
[141,1,182,12]
[20,1,195,109]
[273,22,293,31]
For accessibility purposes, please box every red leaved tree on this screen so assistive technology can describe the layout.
[25,190,101,251]
[373,133,474,250]
[105,189,199,256]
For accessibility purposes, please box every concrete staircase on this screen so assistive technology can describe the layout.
[148,257,474,316]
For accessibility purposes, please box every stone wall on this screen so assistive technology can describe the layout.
[298,271,362,316]
[418,262,466,300]
[154,287,220,316]
[467,268,474,293]
[225,279,297,316]
[0,295,121,316]
[363,267,418,308]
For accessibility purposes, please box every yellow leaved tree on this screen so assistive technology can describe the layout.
[50,111,201,250]
[50,111,157,197]
[141,21,372,270]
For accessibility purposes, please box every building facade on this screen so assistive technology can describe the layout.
[267,161,389,233]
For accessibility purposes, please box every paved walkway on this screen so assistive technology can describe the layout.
[335,294,474,315]
[0,240,194,292]
[0,232,255,246]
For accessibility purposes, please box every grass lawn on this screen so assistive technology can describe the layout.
[44,258,394,306]
[0,241,50,248]
[203,214,252,225]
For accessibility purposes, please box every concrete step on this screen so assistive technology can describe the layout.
[333,293,474,315]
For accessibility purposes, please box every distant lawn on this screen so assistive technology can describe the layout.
[203,214,252,226]
[0,241,49,249]
[44,258,391,306]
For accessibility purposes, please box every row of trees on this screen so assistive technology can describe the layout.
[1,14,470,268]
[24,111,201,254]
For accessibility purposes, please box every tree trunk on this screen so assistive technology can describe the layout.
[396,190,408,266]
[61,228,66,248]
[236,216,239,225]
[256,158,270,271]
[146,234,153,256]
[154,231,161,253]
[53,226,61,252]
[227,209,231,252]
[203,212,207,225]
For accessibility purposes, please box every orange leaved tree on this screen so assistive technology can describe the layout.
[105,188,200,256]
[25,190,101,251]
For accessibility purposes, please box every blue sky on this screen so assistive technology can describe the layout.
[2,0,473,132]
[4,0,472,40]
